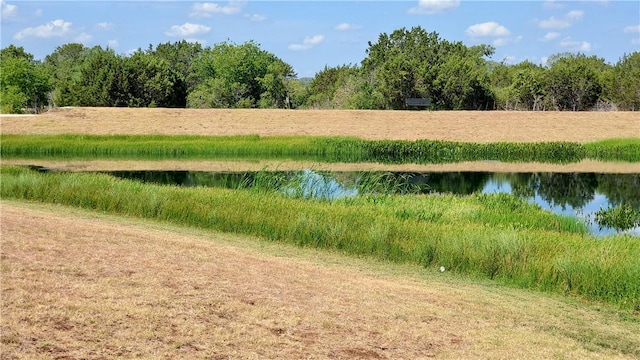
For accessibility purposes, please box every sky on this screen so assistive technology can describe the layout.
[1,0,639,77]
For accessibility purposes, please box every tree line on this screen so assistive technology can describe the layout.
[1,26,638,113]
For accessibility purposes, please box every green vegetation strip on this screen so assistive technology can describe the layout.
[2,165,639,309]
[2,135,639,163]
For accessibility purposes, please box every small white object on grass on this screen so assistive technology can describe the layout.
[439,266,445,272]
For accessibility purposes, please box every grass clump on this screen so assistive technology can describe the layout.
[2,134,638,164]
[2,165,638,310]
[584,138,640,162]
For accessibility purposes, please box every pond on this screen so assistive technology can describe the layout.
[103,170,640,237]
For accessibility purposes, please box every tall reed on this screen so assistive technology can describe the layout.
[2,135,638,164]
[2,165,638,309]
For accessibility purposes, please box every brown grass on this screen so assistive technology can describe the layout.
[2,108,639,358]
[2,201,639,359]
[1,107,639,142]
[3,158,640,173]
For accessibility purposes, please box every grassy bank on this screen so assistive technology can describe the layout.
[2,165,638,309]
[2,134,639,163]
[5,202,639,359]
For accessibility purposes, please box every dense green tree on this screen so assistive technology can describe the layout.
[361,26,494,110]
[285,78,309,109]
[433,50,494,110]
[545,53,606,111]
[330,70,385,110]
[188,77,250,108]
[362,27,440,109]
[609,52,640,110]
[258,60,296,108]
[74,46,127,106]
[187,41,294,108]
[1,45,35,62]
[487,60,516,110]
[510,61,547,110]
[305,65,356,108]
[149,41,203,107]
[44,43,89,106]
[0,46,50,113]
[2,33,637,111]
[124,51,177,107]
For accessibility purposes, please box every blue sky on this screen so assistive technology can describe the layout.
[1,1,639,77]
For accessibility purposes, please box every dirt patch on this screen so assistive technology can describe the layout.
[4,158,640,173]
[1,107,638,143]
[2,201,638,359]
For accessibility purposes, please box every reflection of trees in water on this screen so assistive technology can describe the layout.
[509,173,640,211]
[414,172,490,195]
[106,171,640,212]
[509,173,598,210]
[110,170,192,186]
[536,173,598,210]
[188,172,252,188]
[506,173,536,199]
[596,174,640,209]
[319,172,490,195]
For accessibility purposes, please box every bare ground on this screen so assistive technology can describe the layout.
[3,158,640,173]
[2,201,639,359]
[1,107,638,142]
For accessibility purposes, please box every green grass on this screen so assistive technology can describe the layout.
[584,138,640,162]
[2,165,638,310]
[2,134,638,163]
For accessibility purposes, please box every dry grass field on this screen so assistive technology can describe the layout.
[2,201,639,359]
[4,158,640,173]
[1,107,639,142]
[2,108,639,358]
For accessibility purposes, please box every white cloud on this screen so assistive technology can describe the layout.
[288,34,324,51]
[97,22,113,30]
[465,22,510,37]
[465,22,517,47]
[538,16,570,29]
[624,25,640,34]
[559,37,591,52]
[74,32,92,43]
[1,0,17,22]
[538,10,583,29]
[492,35,522,47]
[492,38,508,47]
[625,25,640,45]
[541,32,560,41]
[566,10,583,21]
[335,22,361,31]
[106,39,119,49]
[245,13,266,22]
[165,23,211,37]
[542,0,564,11]
[492,38,506,47]
[409,0,460,15]
[14,19,72,39]
[191,1,245,17]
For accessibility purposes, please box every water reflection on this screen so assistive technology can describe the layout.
[105,170,640,236]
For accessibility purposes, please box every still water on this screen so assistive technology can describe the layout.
[105,170,639,236]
